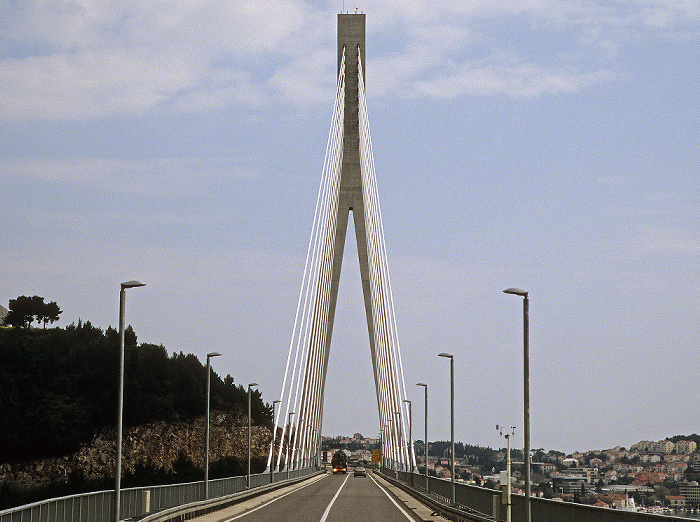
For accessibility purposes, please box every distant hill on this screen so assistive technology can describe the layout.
[0,321,272,464]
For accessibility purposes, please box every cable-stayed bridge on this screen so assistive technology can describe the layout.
[4,12,690,522]
[267,13,415,475]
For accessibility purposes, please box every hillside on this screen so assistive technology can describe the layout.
[0,321,272,464]
[0,411,271,484]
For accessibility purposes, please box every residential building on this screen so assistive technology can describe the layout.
[679,482,700,505]
[537,462,557,475]
[566,467,597,484]
[609,494,636,510]
[604,470,618,482]
[650,440,675,454]
[632,470,667,486]
[666,462,688,474]
[632,441,653,453]
[639,454,662,464]
[676,441,698,455]
[634,471,651,485]
[552,475,587,494]
[690,453,700,472]
[666,495,686,508]
[664,454,689,463]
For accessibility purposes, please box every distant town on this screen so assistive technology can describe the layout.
[322,433,700,515]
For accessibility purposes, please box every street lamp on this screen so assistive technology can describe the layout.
[438,352,455,505]
[387,416,394,473]
[115,280,145,522]
[286,412,295,480]
[497,425,516,522]
[416,383,428,493]
[270,400,280,481]
[394,411,401,475]
[205,352,222,500]
[296,419,305,469]
[403,399,415,476]
[382,422,389,470]
[247,382,258,488]
[503,287,530,522]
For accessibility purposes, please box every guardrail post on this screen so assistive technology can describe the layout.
[493,492,502,521]
[142,490,151,514]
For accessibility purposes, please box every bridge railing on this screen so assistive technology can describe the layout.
[386,468,498,517]
[384,468,691,522]
[0,467,317,522]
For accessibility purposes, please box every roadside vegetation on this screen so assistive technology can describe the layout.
[0,319,271,464]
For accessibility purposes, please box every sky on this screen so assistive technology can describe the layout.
[2,0,700,455]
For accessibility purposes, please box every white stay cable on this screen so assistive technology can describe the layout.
[357,50,413,469]
[294,57,345,467]
[274,50,346,470]
[289,49,346,468]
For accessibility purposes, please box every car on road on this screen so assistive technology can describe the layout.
[353,466,366,477]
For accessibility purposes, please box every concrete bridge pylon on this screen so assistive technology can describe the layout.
[268,13,415,475]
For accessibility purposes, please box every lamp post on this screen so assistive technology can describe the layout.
[387,417,394,471]
[115,280,145,522]
[270,400,280,481]
[503,287,530,522]
[403,399,415,478]
[297,419,305,469]
[204,352,222,500]
[311,428,318,469]
[497,425,516,522]
[416,383,428,493]
[286,412,295,480]
[394,411,402,477]
[382,422,389,470]
[247,383,258,488]
[438,352,455,505]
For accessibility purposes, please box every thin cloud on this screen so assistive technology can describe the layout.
[412,58,617,98]
[0,157,261,194]
[636,226,700,253]
[1,0,700,119]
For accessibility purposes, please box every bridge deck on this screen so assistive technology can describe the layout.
[188,471,442,522]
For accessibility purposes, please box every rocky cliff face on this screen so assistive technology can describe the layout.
[0,411,271,484]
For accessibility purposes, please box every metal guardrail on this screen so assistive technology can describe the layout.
[139,470,324,522]
[384,467,694,522]
[0,467,317,522]
[379,470,495,522]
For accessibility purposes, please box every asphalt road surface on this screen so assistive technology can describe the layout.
[192,471,440,522]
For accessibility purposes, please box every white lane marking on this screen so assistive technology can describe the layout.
[319,473,351,522]
[369,473,415,521]
[224,474,328,521]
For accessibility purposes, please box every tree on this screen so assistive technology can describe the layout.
[42,301,62,328]
[4,295,61,328]
[5,296,36,327]
[31,296,46,326]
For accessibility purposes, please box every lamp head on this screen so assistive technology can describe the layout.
[207,352,222,358]
[248,382,258,388]
[438,352,453,358]
[416,382,427,388]
[503,287,528,297]
[121,280,146,289]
